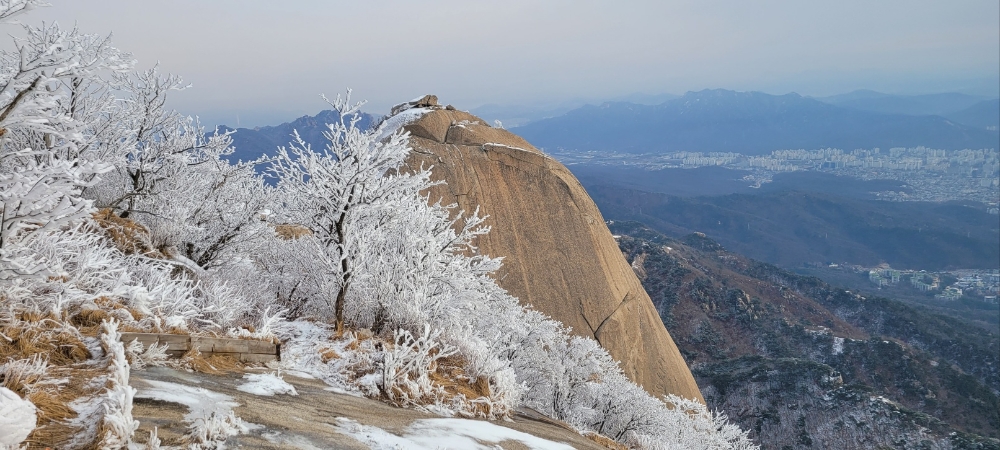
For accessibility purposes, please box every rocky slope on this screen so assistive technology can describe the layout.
[611,221,999,449]
[398,96,703,403]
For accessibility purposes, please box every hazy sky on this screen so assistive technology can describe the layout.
[14,0,1000,127]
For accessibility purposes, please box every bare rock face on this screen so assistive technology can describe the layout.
[400,102,704,403]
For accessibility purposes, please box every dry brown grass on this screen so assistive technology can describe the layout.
[0,312,91,365]
[335,329,504,416]
[319,347,341,363]
[27,390,77,424]
[181,348,243,375]
[428,355,491,400]
[0,358,44,396]
[24,422,81,450]
[273,223,312,240]
[91,208,165,258]
[71,307,112,326]
[0,309,106,448]
[95,296,147,323]
[584,432,630,450]
[424,354,500,417]
[68,297,150,338]
[21,365,106,449]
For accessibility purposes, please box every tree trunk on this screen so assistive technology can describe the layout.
[334,221,349,333]
[333,190,354,333]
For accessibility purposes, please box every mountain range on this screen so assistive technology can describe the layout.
[471,93,680,128]
[217,109,378,163]
[946,98,1000,130]
[214,89,998,163]
[512,89,999,155]
[814,89,988,116]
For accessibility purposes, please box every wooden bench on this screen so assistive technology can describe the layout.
[120,332,280,363]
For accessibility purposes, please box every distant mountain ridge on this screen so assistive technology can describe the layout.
[472,93,680,128]
[946,99,1000,130]
[512,89,999,155]
[218,110,378,163]
[815,89,988,116]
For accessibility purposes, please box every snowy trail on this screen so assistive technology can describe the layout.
[128,366,602,449]
[334,417,575,450]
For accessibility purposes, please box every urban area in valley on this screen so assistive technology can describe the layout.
[552,147,1000,210]
[846,264,999,304]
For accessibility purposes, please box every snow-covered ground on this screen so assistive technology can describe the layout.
[127,365,607,450]
[236,372,299,397]
[334,417,576,450]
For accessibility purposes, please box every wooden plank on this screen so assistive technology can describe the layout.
[121,336,159,347]
[191,337,249,354]
[119,333,160,345]
[118,333,280,362]
[120,332,190,351]
[155,334,191,352]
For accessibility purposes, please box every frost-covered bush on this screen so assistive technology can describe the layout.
[0,153,109,280]
[382,326,457,406]
[124,340,169,371]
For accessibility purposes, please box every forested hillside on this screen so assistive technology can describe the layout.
[611,221,999,449]
[589,187,1000,270]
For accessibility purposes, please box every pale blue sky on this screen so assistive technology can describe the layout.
[15,0,1000,127]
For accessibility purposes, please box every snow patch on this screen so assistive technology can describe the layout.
[65,377,114,449]
[404,418,574,450]
[278,369,315,380]
[135,379,249,443]
[332,418,425,449]
[237,372,298,396]
[136,379,238,423]
[832,336,845,355]
[331,417,574,450]
[376,107,431,142]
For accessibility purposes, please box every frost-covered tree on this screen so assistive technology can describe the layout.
[0,1,275,331]
[0,151,107,278]
[0,7,129,278]
[269,91,439,332]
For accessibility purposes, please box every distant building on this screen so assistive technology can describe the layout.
[936,286,963,301]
